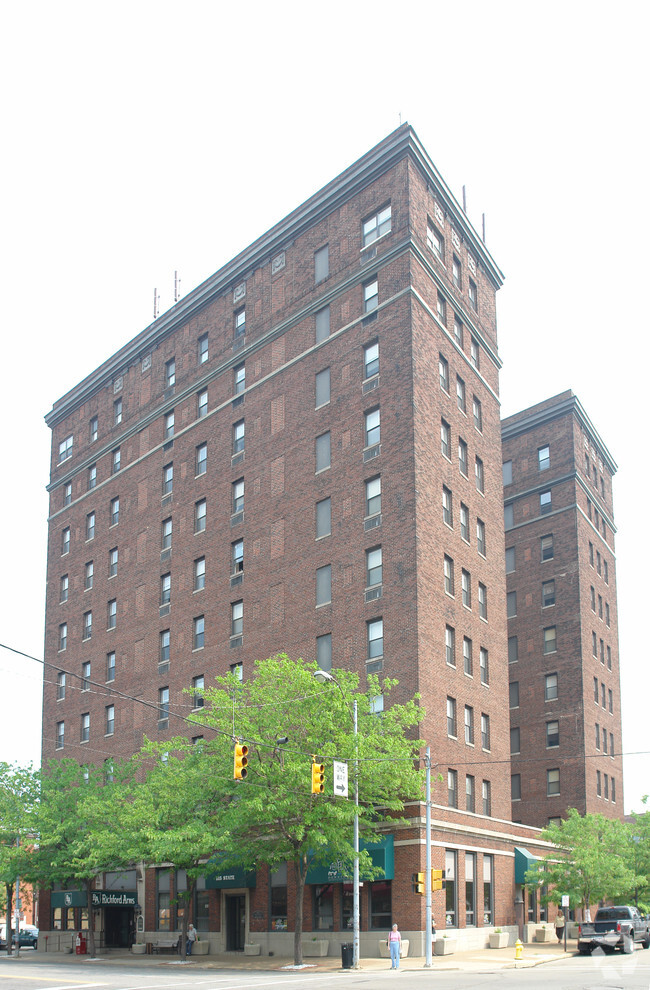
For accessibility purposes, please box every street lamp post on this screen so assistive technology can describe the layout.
[313,670,359,968]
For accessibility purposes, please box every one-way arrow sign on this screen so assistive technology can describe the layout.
[333,760,349,798]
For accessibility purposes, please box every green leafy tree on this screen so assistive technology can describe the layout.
[192,654,423,965]
[526,808,637,918]
[624,796,650,911]
[24,759,135,958]
[0,763,40,955]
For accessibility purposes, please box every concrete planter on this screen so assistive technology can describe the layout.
[567,924,580,939]
[191,941,209,955]
[489,932,509,949]
[244,944,261,956]
[379,939,409,958]
[434,937,457,955]
[131,944,146,954]
[302,939,329,956]
[535,926,554,942]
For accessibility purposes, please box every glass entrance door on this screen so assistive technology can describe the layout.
[225,894,246,951]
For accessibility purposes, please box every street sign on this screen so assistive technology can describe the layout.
[561,894,570,907]
[333,760,349,797]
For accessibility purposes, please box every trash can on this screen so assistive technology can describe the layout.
[341,942,353,969]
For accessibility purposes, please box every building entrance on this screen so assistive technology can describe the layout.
[225,894,245,951]
[104,906,134,948]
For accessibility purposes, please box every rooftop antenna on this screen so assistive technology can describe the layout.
[174,270,181,304]
[153,288,160,320]
[398,111,402,125]
[462,185,467,212]
[482,213,486,244]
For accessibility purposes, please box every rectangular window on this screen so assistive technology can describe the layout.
[445,625,455,667]
[463,636,473,676]
[504,504,514,529]
[85,561,94,590]
[447,696,457,737]
[595,722,600,749]
[538,445,550,471]
[316,565,332,606]
[234,308,246,338]
[165,358,176,388]
[479,647,489,684]
[466,774,475,813]
[197,389,208,418]
[468,278,477,311]
[365,407,380,447]
[507,590,517,617]
[164,410,174,440]
[366,546,382,588]
[364,341,379,379]
[445,849,457,925]
[106,705,115,736]
[367,618,383,659]
[454,314,464,347]
[508,635,518,663]
[505,546,515,573]
[59,622,67,651]
[542,580,556,607]
[83,611,92,641]
[472,396,482,432]
[316,432,331,472]
[160,629,170,663]
[363,205,391,246]
[231,600,243,637]
[365,475,381,517]
[112,448,121,473]
[608,688,613,713]
[89,416,98,443]
[476,520,486,557]
[475,456,484,493]
[460,502,469,542]
[461,569,471,608]
[448,769,458,808]
[481,713,490,750]
[464,705,474,745]
[106,651,116,682]
[442,486,453,527]
[163,462,173,496]
[316,633,332,672]
[314,244,329,282]
[509,681,519,708]
[511,773,521,799]
[541,534,554,560]
[195,499,206,533]
[232,539,244,574]
[444,555,454,596]
[86,512,95,540]
[465,852,476,926]
[88,464,96,490]
[58,435,73,463]
[315,369,330,408]
[107,599,116,629]
[458,438,468,476]
[547,768,560,796]
[192,675,205,710]
[56,720,65,749]
[471,339,480,370]
[441,419,451,459]
[437,292,447,324]
[60,574,69,602]
[364,278,378,313]
[315,306,330,342]
[482,780,491,816]
[545,673,558,701]
[602,727,608,753]
[193,615,205,650]
[159,687,170,719]
[232,478,244,514]
[161,517,172,551]
[483,856,494,925]
[63,482,72,505]
[196,442,208,474]
[110,496,119,526]
[546,720,559,747]
[114,398,122,426]
[56,671,66,700]
[540,491,552,514]
[427,221,444,260]
[198,333,209,362]
[439,353,449,392]
[234,363,245,394]
[194,556,205,591]
[543,626,557,654]
[81,662,90,690]
[604,774,609,800]
[160,573,171,605]
[594,676,599,703]
[316,498,331,538]
[81,713,90,743]
[456,375,466,412]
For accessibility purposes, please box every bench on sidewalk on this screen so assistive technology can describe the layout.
[152,937,180,954]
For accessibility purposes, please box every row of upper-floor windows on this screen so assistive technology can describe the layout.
[55,704,115,746]
[446,772,491,815]
[438,353,482,425]
[444,626,489,684]
[442,487,486,554]
[513,770,616,806]
[59,549,118,601]
[443,557,488,618]
[441,421,484,492]
[426,219,479,314]
[57,600,117,648]
[446,698,491,749]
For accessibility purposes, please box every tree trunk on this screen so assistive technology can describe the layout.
[5,883,13,956]
[86,879,97,958]
[293,857,307,966]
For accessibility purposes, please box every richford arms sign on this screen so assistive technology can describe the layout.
[51,890,138,908]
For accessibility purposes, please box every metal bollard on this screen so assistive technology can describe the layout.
[515,939,523,961]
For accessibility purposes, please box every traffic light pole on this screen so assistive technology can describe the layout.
[424,747,432,968]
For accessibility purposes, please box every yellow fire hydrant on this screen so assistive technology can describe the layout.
[515,939,523,961]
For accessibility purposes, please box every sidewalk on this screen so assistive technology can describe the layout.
[1,939,574,974]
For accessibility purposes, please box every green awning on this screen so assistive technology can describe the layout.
[514,846,537,885]
[306,835,394,884]
[204,866,256,889]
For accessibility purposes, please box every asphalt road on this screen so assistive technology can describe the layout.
[1,953,650,990]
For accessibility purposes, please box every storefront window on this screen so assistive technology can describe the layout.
[369,880,391,930]
[194,876,210,931]
[157,869,171,930]
[465,853,476,926]
[483,855,493,924]
[80,908,89,929]
[270,865,288,931]
[65,907,75,930]
[539,886,548,922]
[313,885,334,930]
[527,887,537,922]
[445,849,457,927]
[53,907,62,930]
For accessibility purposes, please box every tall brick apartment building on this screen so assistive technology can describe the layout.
[502,392,624,827]
[42,126,561,954]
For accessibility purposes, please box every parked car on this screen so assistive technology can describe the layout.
[0,926,39,950]
[578,906,650,954]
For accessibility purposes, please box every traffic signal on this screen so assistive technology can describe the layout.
[432,869,444,891]
[311,758,325,794]
[412,872,425,895]
[234,743,248,780]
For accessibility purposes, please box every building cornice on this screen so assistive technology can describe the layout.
[45,124,503,430]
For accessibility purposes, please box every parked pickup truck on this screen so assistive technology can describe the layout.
[578,906,650,954]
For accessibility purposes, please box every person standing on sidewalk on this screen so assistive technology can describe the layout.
[388,923,402,970]
[186,924,197,956]
[554,910,565,943]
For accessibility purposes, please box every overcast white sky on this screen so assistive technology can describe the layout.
[1,0,648,814]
